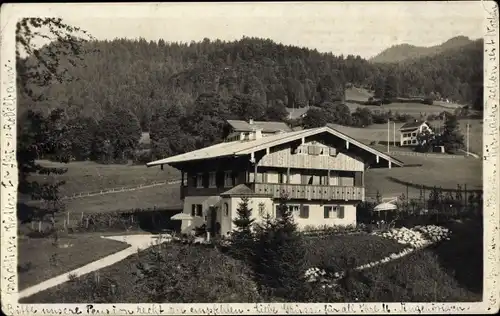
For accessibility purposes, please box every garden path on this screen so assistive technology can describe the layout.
[18,234,171,299]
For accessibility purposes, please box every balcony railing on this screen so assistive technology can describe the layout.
[250,183,365,201]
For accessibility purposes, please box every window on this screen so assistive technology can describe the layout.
[196,204,203,217]
[224,171,234,187]
[209,172,216,188]
[411,132,417,137]
[278,172,287,184]
[319,175,328,185]
[300,205,309,218]
[224,203,229,217]
[196,173,203,188]
[329,147,337,157]
[412,139,418,144]
[289,205,300,213]
[324,205,338,219]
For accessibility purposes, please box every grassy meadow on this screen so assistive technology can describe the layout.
[27,160,178,197]
[18,235,130,290]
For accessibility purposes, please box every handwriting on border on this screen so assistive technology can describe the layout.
[2,58,18,297]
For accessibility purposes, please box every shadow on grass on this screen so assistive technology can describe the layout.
[430,216,483,294]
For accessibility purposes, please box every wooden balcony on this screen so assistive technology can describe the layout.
[250,183,365,201]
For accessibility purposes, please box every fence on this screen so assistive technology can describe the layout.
[359,183,483,227]
[24,206,183,236]
[389,151,468,159]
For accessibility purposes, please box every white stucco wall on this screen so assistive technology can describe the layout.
[227,197,357,233]
[181,195,358,235]
[181,195,221,234]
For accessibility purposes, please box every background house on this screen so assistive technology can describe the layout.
[223,119,292,142]
[147,123,404,236]
[399,120,433,146]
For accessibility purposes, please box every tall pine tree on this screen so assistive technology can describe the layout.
[230,197,256,261]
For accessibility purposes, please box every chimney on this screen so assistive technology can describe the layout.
[249,118,254,125]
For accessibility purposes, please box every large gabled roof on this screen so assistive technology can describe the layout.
[147,125,404,168]
[226,120,292,133]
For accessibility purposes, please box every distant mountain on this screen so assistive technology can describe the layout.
[369,36,474,64]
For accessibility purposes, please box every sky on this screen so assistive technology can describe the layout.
[4,1,487,59]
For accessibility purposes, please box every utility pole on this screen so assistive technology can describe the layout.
[393,122,396,147]
[387,119,390,153]
[466,121,470,156]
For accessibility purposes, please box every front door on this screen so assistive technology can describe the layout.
[209,206,218,236]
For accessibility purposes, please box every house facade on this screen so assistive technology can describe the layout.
[147,123,403,236]
[399,120,433,147]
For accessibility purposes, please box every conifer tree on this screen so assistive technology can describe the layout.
[253,194,308,301]
[230,197,256,261]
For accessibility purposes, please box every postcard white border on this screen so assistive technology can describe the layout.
[1,1,498,314]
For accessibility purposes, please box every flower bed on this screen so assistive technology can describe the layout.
[302,224,369,238]
[372,225,451,248]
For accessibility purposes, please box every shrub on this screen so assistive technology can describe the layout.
[134,243,261,303]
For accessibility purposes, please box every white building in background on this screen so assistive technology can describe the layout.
[399,120,433,147]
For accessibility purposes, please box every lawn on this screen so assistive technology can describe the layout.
[353,219,482,302]
[344,87,469,116]
[351,249,481,302]
[26,160,178,197]
[63,182,182,215]
[303,234,408,271]
[18,234,130,291]
[364,154,482,199]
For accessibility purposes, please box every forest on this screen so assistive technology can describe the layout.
[18,36,483,164]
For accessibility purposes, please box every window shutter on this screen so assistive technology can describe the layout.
[301,205,309,218]
[301,174,307,185]
[338,206,345,219]
[323,206,330,218]
[191,205,196,217]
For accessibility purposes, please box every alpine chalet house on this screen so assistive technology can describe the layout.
[223,119,292,142]
[399,120,433,147]
[147,121,404,236]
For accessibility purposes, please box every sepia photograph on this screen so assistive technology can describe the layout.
[1,1,498,314]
